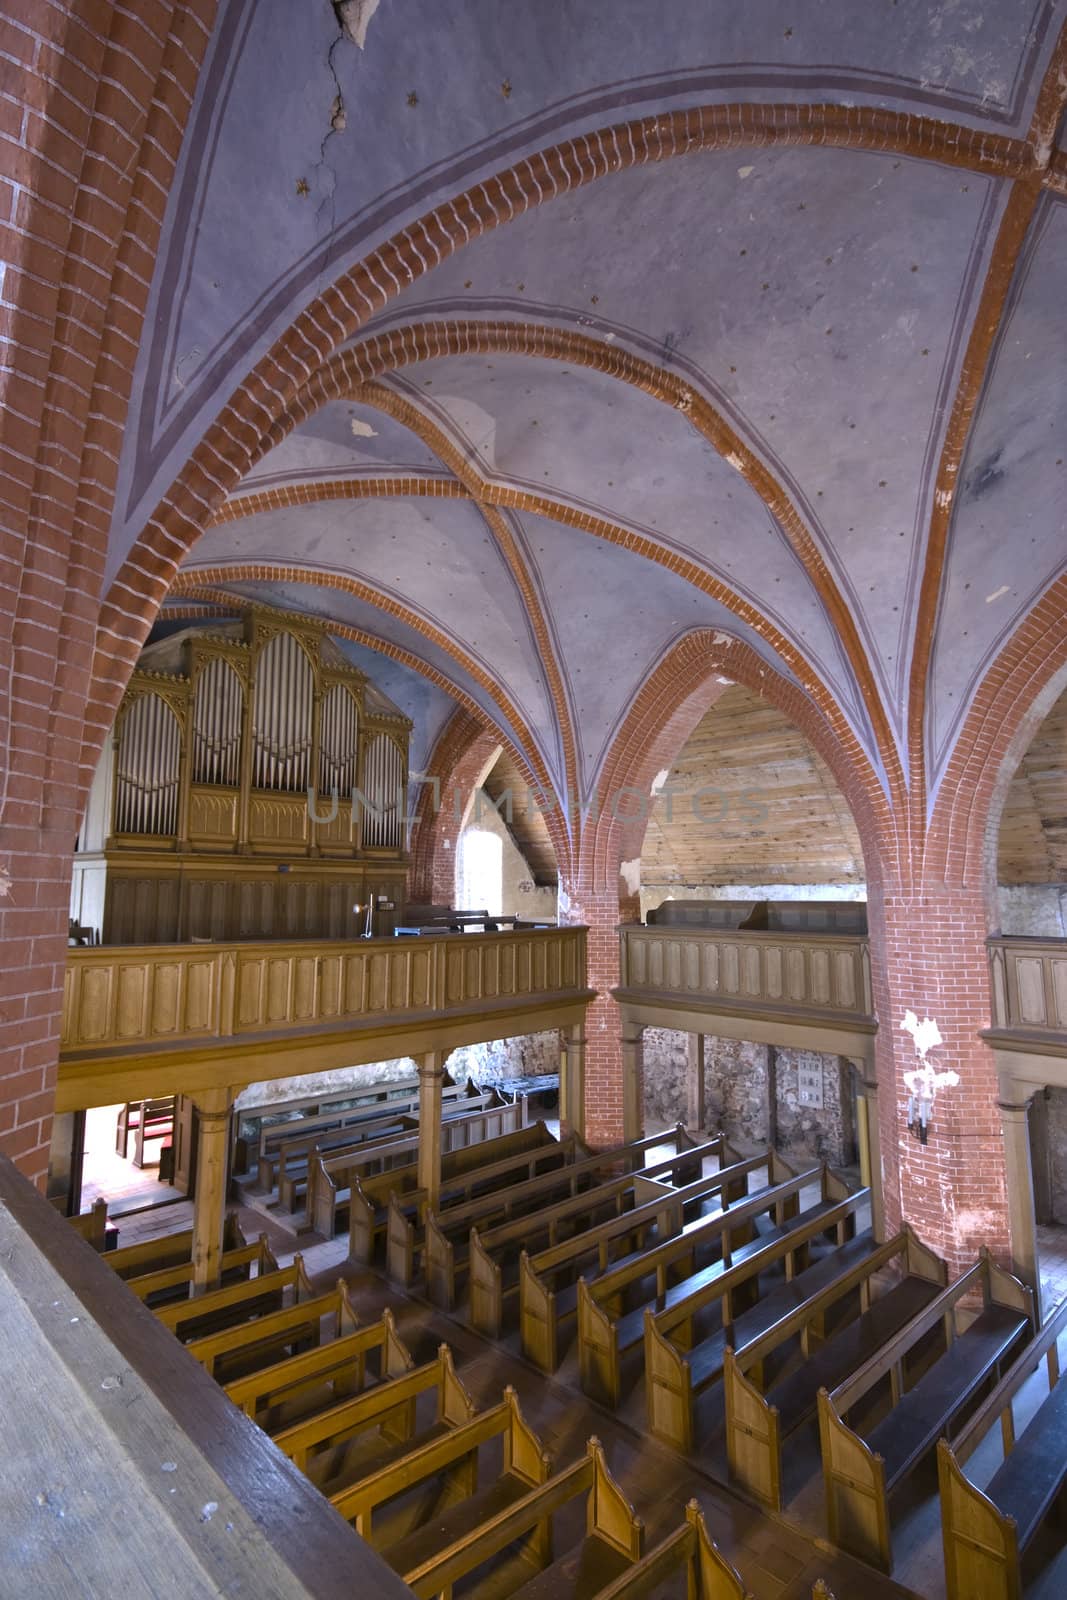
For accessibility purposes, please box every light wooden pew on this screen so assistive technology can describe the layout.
[937,1291,1067,1600]
[645,1171,869,1452]
[253,1077,470,1191]
[187,1276,359,1382]
[328,1385,549,1559]
[276,1343,475,1489]
[590,1500,751,1600]
[349,1120,556,1261]
[467,1129,725,1339]
[310,1097,523,1238]
[393,1436,640,1600]
[425,1128,723,1310]
[66,1196,109,1250]
[520,1155,758,1375]
[126,1235,276,1307]
[384,1125,578,1286]
[239,1071,456,1173]
[155,1253,313,1343]
[817,1250,1034,1571]
[225,1307,414,1431]
[105,1211,243,1280]
[576,1152,799,1407]
[280,1088,502,1215]
[723,1225,947,1508]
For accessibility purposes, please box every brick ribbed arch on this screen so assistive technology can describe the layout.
[97,83,1067,778]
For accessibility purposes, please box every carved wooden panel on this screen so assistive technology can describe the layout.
[250,796,308,845]
[189,788,238,841]
[620,929,871,1020]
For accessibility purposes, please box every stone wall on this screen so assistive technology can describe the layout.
[1032,1087,1067,1224]
[995,885,1067,936]
[642,1029,856,1166]
[639,883,867,920]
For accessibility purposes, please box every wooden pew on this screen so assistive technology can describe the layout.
[225,1307,414,1431]
[384,1125,578,1286]
[276,1343,475,1489]
[187,1277,359,1382]
[238,1071,456,1174]
[937,1291,1067,1600]
[817,1250,1034,1571]
[520,1155,760,1374]
[577,1154,816,1407]
[645,1172,869,1452]
[328,1385,550,1562]
[467,1129,725,1339]
[155,1254,313,1343]
[105,1212,243,1280]
[126,1235,276,1307]
[590,1500,751,1600]
[67,1196,109,1250]
[279,1088,502,1215]
[723,1225,947,1508]
[310,1096,523,1238]
[349,1120,555,1262]
[425,1129,724,1311]
[392,1436,640,1599]
[116,1095,175,1164]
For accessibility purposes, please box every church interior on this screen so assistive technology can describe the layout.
[4,2,1067,1596]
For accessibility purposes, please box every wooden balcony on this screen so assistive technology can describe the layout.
[985,937,1067,1088]
[615,923,876,1063]
[58,926,591,1110]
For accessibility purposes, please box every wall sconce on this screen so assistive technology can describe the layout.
[901,1010,959,1145]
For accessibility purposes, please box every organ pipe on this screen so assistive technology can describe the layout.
[362,732,404,849]
[319,684,359,796]
[115,692,181,836]
[192,657,243,786]
[252,632,313,792]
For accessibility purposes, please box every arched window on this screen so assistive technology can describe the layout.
[457,828,503,916]
[252,631,314,792]
[192,657,243,785]
[361,733,405,848]
[319,684,359,796]
[115,693,182,835]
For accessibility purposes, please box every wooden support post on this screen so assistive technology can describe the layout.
[686,1033,705,1132]
[620,1017,644,1144]
[998,1086,1041,1324]
[561,1023,585,1136]
[417,1051,447,1208]
[851,1059,884,1244]
[191,1086,236,1294]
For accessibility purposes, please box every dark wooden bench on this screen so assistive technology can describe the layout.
[224,1307,414,1433]
[577,1152,800,1406]
[126,1234,276,1309]
[154,1254,313,1344]
[938,1291,1067,1600]
[644,1171,869,1452]
[467,1129,724,1339]
[723,1225,947,1507]
[818,1250,1034,1570]
[422,1127,719,1308]
[585,1499,748,1600]
[105,1212,243,1280]
[186,1277,359,1384]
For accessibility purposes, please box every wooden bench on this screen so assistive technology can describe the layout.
[589,1500,750,1600]
[310,1096,522,1238]
[391,1435,639,1599]
[467,1129,726,1339]
[279,1088,502,1215]
[187,1276,359,1383]
[519,1152,764,1375]
[349,1120,555,1261]
[937,1291,1067,1600]
[645,1172,869,1452]
[154,1254,313,1343]
[116,1096,176,1165]
[126,1234,276,1308]
[236,1072,456,1174]
[66,1197,109,1251]
[106,1212,243,1280]
[426,1128,724,1311]
[818,1250,1034,1571]
[327,1384,550,1573]
[276,1343,475,1490]
[723,1225,947,1508]
[225,1307,414,1432]
[384,1125,578,1286]
[577,1154,814,1407]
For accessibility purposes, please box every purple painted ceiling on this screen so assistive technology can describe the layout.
[107,0,1067,832]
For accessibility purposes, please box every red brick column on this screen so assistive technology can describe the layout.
[867,880,1010,1280]
[559,882,636,1148]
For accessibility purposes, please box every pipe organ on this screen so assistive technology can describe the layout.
[71,608,411,944]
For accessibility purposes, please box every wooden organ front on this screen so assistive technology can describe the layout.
[71,608,411,944]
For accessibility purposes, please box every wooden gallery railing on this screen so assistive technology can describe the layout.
[58,927,589,1104]
[987,936,1067,1038]
[617,925,874,1034]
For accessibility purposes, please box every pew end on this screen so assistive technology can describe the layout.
[817,1386,892,1571]
[937,1437,1023,1600]
[723,1346,783,1511]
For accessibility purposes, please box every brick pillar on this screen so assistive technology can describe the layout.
[559,883,634,1148]
[868,883,1011,1280]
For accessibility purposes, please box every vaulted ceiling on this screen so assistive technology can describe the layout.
[121,0,1067,870]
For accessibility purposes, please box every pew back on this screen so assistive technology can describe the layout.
[186,1277,359,1381]
[224,1308,414,1429]
[155,1254,311,1341]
